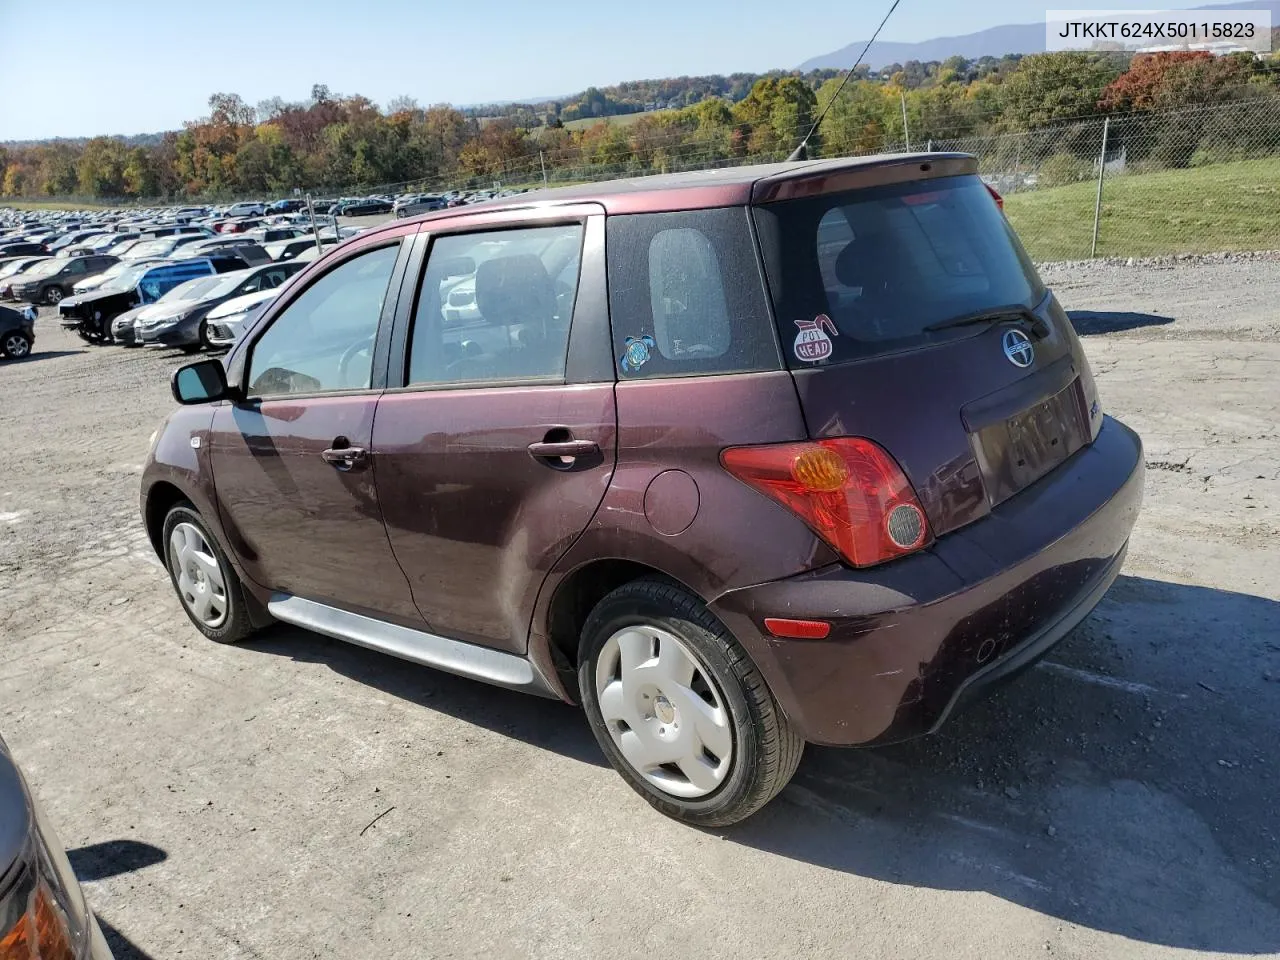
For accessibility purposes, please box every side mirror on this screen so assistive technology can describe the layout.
[172,359,238,405]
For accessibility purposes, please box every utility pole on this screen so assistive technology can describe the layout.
[540,150,548,189]
[305,193,322,254]
[1091,116,1111,259]
[900,89,911,151]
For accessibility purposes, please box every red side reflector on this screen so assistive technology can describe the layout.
[985,183,1004,210]
[764,617,831,640]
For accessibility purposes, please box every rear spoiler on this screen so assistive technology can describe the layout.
[752,153,977,204]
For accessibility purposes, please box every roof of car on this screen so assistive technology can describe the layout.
[389,152,975,228]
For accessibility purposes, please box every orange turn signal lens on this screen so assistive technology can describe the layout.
[0,881,77,960]
[790,447,848,493]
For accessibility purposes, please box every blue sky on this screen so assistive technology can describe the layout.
[0,0,1213,139]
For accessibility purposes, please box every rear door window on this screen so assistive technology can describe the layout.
[753,175,1045,366]
[606,208,778,378]
[405,223,583,387]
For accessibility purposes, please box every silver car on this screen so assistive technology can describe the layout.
[0,734,114,958]
[204,288,279,349]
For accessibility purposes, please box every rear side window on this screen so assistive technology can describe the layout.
[406,223,583,387]
[607,208,778,379]
[753,175,1045,366]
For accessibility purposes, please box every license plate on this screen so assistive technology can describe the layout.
[972,381,1090,506]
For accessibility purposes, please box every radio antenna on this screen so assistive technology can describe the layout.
[789,0,904,162]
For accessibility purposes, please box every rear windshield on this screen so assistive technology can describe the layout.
[753,175,1045,366]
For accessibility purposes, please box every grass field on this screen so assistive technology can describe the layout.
[1005,157,1280,261]
[3,199,119,212]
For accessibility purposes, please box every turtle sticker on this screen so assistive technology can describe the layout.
[620,335,655,373]
[793,314,838,363]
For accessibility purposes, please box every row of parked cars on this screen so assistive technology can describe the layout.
[0,205,373,356]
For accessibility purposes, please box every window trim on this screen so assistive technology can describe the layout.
[384,210,604,395]
[236,235,411,403]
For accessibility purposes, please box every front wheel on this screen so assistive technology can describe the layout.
[579,579,803,827]
[1,330,32,359]
[162,504,259,644]
[43,286,63,306]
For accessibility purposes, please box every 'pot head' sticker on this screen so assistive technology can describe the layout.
[620,335,655,373]
[793,314,838,363]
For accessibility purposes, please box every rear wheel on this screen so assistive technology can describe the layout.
[579,578,803,826]
[162,504,258,644]
[43,286,63,306]
[1,330,32,359]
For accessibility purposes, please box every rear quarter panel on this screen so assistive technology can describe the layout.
[534,371,836,627]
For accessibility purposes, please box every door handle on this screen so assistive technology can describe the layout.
[527,439,599,460]
[321,445,368,470]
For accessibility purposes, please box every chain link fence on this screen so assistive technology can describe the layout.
[913,96,1280,260]
[10,95,1280,261]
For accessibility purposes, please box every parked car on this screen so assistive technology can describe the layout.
[144,155,1142,826]
[267,199,307,214]
[263,236,335,261]
[45,231,107,255]
[333,197,393,216]
[11,255,118,305]
[225,201,267,218]
[0,733,114,958]
[60,259,216,342]
[121,235,208,260]
[394,194,447,218]
[204,288,279,349]
[135,260,304,350]
[0,241,47,258]
[112,274,225,347]
[0,303,36,359]
[0,256,49,293]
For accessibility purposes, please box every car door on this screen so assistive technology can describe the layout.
[373,208,617,653]
[207,230,424,625]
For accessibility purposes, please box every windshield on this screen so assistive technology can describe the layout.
[0,259,42,279]
[753,175,1045,365]
[24,259,65,278]
[101,261,154,290]
[160,275,222,303]
[124,239,175,259]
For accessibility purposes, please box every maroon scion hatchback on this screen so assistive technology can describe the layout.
[142,153,1143,826]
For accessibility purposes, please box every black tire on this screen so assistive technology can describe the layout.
[578,578,803,827]
[161,503,259,644]
[1,330,32,359]
[43,285,63,306]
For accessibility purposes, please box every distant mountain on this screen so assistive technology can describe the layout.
[799,0,1280,70]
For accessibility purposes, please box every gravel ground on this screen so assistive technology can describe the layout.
[1,257,1278,960]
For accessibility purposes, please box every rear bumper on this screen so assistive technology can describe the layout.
[709,415,1144,747]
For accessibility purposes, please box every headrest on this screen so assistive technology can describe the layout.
[475,254,554,327]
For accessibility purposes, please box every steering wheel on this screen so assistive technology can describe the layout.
[338,336,374,387]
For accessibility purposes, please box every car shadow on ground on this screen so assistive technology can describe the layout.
[731,575,1280,953]
[68,841,167,960]
[11,350,86,363]
[244,626,606,767]
[1068,310,1175,335]
[246,575,1279,953]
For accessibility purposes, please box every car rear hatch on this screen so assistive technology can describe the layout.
[752,159,1102,538]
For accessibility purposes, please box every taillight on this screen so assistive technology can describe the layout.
[985,183,1004,211]
[721,437,932,568]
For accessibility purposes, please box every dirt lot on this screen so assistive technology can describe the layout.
[1,257,1278,960]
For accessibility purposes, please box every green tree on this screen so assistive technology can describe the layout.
[999,53,1120,129]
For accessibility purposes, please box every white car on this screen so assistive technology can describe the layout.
[225,201,266,218]
[204,288,279,349]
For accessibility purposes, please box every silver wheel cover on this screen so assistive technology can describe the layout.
[3,334,29,357]
[168,522,229,628]
[594,625,734,799]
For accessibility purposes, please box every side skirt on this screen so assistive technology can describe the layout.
[267,594,559,699]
